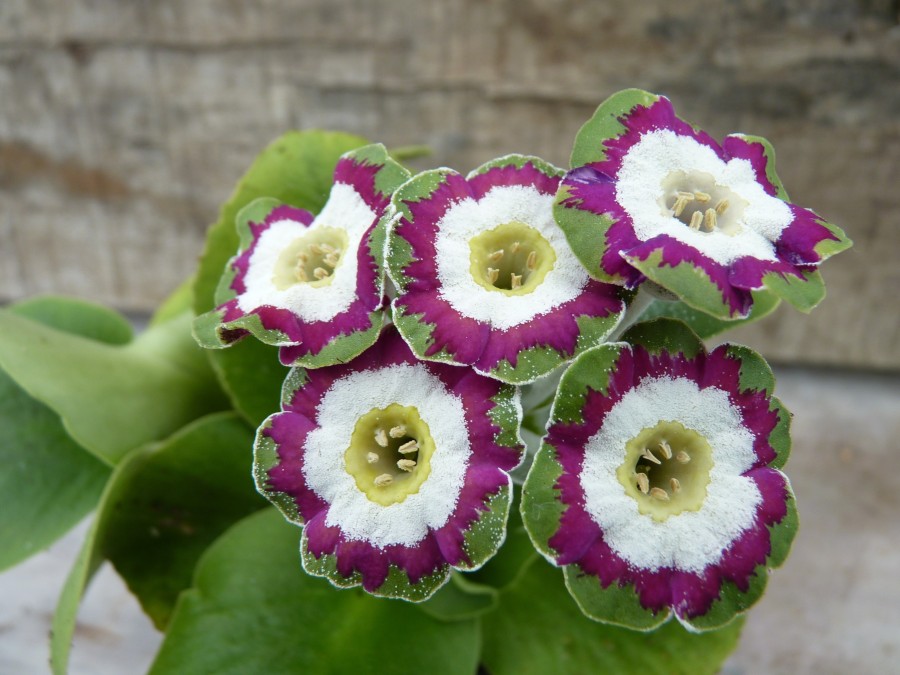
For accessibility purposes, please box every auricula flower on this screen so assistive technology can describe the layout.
[554,89,851,319]
[193,144,410,368]
[386,155,626,385]
[522,319,797,631]
[253,327,523,600]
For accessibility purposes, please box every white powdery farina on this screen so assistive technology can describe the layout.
[578,375,762,573]
[303,364,471,547]
[615,130,793,266]
[434,185,590,330]
[236,183,376,323]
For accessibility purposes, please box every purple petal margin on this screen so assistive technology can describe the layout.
[546,343,787,619]
[261,327,521,591]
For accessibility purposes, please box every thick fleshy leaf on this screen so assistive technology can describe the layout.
[49,413,265,673]
[0,370,109,571]
[150,509,480,675]
[0,309,228,465]
[639,291,780,339]
[206,338,288,427]
[481,556,744,675]
[11,295,134,344]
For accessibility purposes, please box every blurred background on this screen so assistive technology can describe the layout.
[1,1,898,673]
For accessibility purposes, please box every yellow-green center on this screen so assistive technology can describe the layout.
[272,226,348,289]
[659,170,748,236]
[345,403,435,506]
[468,221,556,294]
[616,420,714,522]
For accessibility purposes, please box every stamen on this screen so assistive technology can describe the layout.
[636,472,649,494]
[489,249,504,263]
[487,267,499,284]
[689,211,703,230]
[366,452,380,464]
[297,253,309,264]
[703,208,717,232]
[649,487,670,502]
[676,191,695,200]
[294,267,308,282]
[670,477,681,493]
[397,459,417,472]
[672,194,693,217]
[313,267,329,280]
[641,449,662,465]
[675,451,691,464]
[694,191,711,203]
[309,244,324,255]
[324,253,340,267]
[526,250,537,271]
[511,241,521,253]
[398,440,419,454]
[374,428,389,448]
[715,198,730,214]
[510,273,522,290]
[320,243,337,254]
[658,440,672,460]
[389,425,407,438]
[374,474,393,488]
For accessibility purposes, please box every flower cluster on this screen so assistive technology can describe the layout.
[194,90,848,631]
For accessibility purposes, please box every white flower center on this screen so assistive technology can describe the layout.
[659,170,748,236]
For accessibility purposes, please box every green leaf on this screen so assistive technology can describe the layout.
[481,557,744,675]
[206,338,288,427]
[150,509,481,675]
[11,295,133,344]
[640,291,781,339]
[101,412,266,627]
[49,413,265,673]
[0,309,228,465]
[193,130,369,316]
[151,276,196,327]
[417,572,499,621]
[0,370,109,571]
[620,318,704,358]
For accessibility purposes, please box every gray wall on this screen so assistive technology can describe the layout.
[1,0,898,368]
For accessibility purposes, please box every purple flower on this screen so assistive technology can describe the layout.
[253,327,524,600]
[555,89,851,319]
[193,144,410,368]
[385,154,626,384]
[522,320,797,631]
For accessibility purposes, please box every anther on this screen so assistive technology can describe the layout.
[389,425,407,438]
[511,241,521,253]
[670,477,681,493]
[689,211,703,230]
[309,244,324,255]
[398,440,419,454]
[320,243,336,254]
[649,487,670,502]
[658,440,672,460]
[715,198,730,214]
[636,472,649,494]
[526,250,537,271]
[294,267,308,282]
[675,451,691,464]
[673,194,693,217]
[313,267,329,280]
[510,273,522,290]
[694,191,711,203]
[487,268,499,284]
[489,249,504,263]
[297,253,309,264]
[324,253,340,267]
[676,191,695,200]
[641,449,662,465]
[374,473,393,487]
[703,209,717,232]
[397,459,417,472]
[366,452,380,464]
[374,428,389,448]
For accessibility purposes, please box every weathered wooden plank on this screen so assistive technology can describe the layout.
[1,0,897,368]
